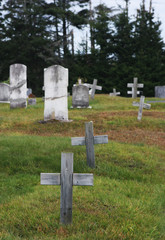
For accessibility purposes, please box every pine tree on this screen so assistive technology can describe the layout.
[133,0,165,96]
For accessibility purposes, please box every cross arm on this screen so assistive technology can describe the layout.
[73,173,93,186]
[94,135,108,144]
[137,84,144,88]
[71,137,85,146]
[41,173,61,185]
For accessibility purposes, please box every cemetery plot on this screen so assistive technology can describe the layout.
[41,152,93,225]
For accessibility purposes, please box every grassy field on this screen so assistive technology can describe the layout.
[0,95,165,240]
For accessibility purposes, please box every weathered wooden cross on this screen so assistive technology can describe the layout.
[127,78,144,98]
[41,152,93,225]
[137,96,145,121]
[85,79,102,99]
[71,121,108,168]
[109,88,120,97]
[133,101,151,110]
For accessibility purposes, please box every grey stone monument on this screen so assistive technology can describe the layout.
[41,152,93,225]
[72,84,90,108]
[44,65,69,121]
[0,83,10,103]
[155,86,165,98]
[10,64,27,109]
[127,78,144,98]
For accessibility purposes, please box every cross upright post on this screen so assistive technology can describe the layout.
[137,96,145,121]
[41,152,93,225]
[71,121,108,168]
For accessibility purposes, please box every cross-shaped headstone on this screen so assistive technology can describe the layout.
[133,101,151,110]
[109,88,120,97]
[85,79,102,99]
[71,121,108,168]
[41,152,93,225]
[127,78,144,98]
[137,96,145,121]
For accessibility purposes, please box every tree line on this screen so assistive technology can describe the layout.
[0,0,164,96]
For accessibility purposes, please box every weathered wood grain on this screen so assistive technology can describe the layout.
[41,173,61,185]
[73,174,93,186]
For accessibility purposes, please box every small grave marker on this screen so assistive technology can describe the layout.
[85,79,102,99]
[0,83,10,103]
[132,101,151,109]
[71,121,108,168]
[137,96,145,121]
[41,152,93,225]
[127,78,144,98]
[155,86,165,98]
[109,88,120,97]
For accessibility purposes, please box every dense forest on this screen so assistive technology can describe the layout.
[0,0,165,96]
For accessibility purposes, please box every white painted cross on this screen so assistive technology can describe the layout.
[127,78,144,98]
[109,88,120,97]
[41,153,93,225]
[85,79,102,99]
[137,96,145,121]
[71,121,108,168]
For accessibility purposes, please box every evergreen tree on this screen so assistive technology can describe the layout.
[133,0,165,96]
[112,0,135,95]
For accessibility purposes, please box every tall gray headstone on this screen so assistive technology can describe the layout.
[72,85,89,108]
[155,86,165,98]
[44,65,68,121]
[10,64,27,109]
[0,83,10,102]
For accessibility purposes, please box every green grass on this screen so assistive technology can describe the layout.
[0,95,165,239]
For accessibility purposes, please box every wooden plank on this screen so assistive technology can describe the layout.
[127,91,133,94]
[85,121,95,168]
[95,86,102,90]
[71,137,85,146]
[94,135,108,144]
[60,153,73,225]
[137,84,144,88]
[127,83,133,87]
[40,173,60,185]
[133,78,138,98]
[73,174,93,186]
[137,96,145,121]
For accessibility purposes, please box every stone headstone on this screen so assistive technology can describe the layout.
[0,83,10,102]
[72,84,89,108]
[44,65,68,121]
[155,86,165,98]
[10,64,27,109]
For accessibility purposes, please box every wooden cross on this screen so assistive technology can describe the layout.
[71,121,108,168]
[133,101,151,110]
[41,152,93,225]
[85,79,102,99]
[137,96,145,121]
[127,78,144,98]
[109,88,120,97]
